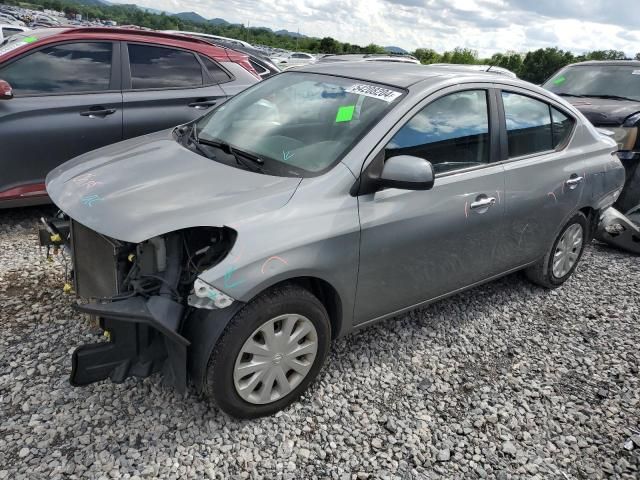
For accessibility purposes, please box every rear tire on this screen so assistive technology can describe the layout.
[525,212,587,288]
[204,284,331,419]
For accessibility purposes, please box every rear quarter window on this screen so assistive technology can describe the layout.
[200,55,232,84]
[551,107,575,148]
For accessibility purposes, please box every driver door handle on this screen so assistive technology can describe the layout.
[188,99,218,109]
[565,176,584,189]
[470,197,497,210]
[80,107,116,118]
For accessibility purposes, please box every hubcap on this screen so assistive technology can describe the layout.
[233,314,318,405]
[552,223,583,278]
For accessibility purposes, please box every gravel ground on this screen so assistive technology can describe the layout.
[0,207,639,480]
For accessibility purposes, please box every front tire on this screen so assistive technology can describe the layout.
[525,212,587,288]
[204,284,331,418]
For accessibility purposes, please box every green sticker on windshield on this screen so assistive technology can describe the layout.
[553,76,566,85]
[22,36,38,43]
[335,105,355,123]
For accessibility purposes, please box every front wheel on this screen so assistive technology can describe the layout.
[525,212,587,288]
[204,284,331,418]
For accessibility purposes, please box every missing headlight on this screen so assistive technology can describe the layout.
[188,278,235,309]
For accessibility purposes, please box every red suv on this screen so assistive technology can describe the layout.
[0,28,260,207]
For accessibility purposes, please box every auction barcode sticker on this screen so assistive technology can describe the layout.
[346,84,402,102]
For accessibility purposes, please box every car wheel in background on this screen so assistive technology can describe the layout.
[204,284,331,418]
[525,212,588,288]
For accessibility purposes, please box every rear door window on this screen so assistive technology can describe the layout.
[386,90,491,174]
[0,42,113,95]
[502,92,554,157]
[127,44,203,89]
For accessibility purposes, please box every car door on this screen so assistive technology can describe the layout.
[497,88,584,268]
[121,42,227,139]
[0,41,122,198]
[354,87,506,325]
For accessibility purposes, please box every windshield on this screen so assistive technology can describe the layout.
[0,29,60,55]
[195,72,404,176]
[544,65,640,102]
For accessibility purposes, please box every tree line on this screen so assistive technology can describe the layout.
[414,47,636,84]
[3,0,639,84]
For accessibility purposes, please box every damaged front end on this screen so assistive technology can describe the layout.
[42,219,238,391]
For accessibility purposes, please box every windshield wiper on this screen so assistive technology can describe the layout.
[178,124,215,159]
[557,93,588,98]
[580,94,637,102]
[195,135,265,172]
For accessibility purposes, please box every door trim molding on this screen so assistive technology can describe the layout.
[352,260,537,329]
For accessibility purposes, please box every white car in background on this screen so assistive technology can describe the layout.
[161,30,254,49]
[318,53,421,64]
[0,13,26,27]
[430,63,518,78]
[272,51,316,67]
[0,24,29,43]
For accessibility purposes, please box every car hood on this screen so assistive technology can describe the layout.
[565,97,640,126]
[46,129,302,243]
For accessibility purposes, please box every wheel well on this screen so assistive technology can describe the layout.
[273,277,342,340]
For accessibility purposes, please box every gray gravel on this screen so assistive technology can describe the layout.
[1,207,639,479]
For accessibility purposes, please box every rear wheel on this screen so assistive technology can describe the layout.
[525,212,587,288]
[204,284,331,418]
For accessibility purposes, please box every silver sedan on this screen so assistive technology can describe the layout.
[45,62,625,418]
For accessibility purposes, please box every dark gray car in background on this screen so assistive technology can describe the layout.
[543,61,640,253]
[0,27,259,207]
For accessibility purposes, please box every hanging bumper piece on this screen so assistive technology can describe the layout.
[595,206,640,255]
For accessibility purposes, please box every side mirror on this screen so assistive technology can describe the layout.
[379,155,435,191]
[0,80,13,100]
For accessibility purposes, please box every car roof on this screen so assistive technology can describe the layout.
[0,27,246,64]
[55,27,221,47]
[567,60,640,67]
[297,61,512,88]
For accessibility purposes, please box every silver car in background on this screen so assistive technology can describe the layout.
[44,63,624,418]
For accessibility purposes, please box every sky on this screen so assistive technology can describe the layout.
[111,0,640,57]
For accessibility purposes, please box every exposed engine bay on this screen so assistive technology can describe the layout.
[40,214,238,391]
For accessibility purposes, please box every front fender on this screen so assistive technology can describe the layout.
[182,302,245,392]
[196,165,361,335]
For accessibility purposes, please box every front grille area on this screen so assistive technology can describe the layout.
[71,220,123,299]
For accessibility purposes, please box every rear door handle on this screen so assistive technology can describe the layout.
[565,176,584,189]
[80,107,116,118]
[188,99,218,109]
[470,196,497,211]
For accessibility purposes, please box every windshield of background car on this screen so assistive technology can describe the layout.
[0,29,60,55]
[195,72,404,176]
[544,65,640,102]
